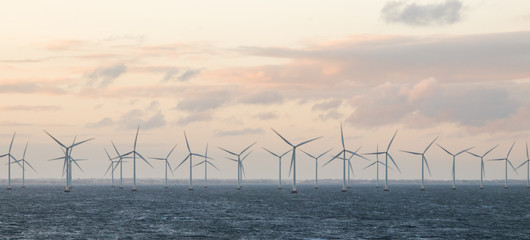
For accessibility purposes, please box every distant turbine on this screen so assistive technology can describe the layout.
[346,147,368,188]
[400,137,438,191]
[111,141,128,189]
[488,141,518,189]
[45,131,93,192]
[12,142,36,188]
[219,142,256,190]
[151,144,177,188]
[271,128,321,193]
[515,142,530,188]
[225,150,253,188]
[467,145,498,189]
[365,130,400,191]
[363,145,390,188]
[104,148,120,187]
[263,147,292,189]
[193,144,220,188]
[437,144,474,190]
[301,148,332,189]
[0,132,20,190]
[119,126,152,191]
[175,131,207,191]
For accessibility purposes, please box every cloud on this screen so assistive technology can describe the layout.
[85,117,114,128]
[87,101,166,129]
[319,110,343,121]
[239,90,283,105]
[176,89,233,112]
[162,68,180,82]
[177,112,213,125]
[312,99,342,111]
[178,69,203,81]
[160,68,203,82]
[0,105,61,111]
[215,128,265,136]
[0,81,65,95]
[381,0,464,26]
[254,112,278,120]
[85,64,127,87]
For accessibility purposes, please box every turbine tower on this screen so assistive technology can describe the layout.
[400,137,438,191]
[193,144,220,188]
[488,141,518,189]
[219,142,256,190]
[437,144,473,190]
[119,126,152,191]
[150,144,177,188]
[104,148,120,187]
[271,128,321,193]
[301,148,332,189]
[111,141,128,189]
[0,132,19,190]
[45,131,93,192]
[175,131,207,190]
[467,145,498,189]
[263,147,291,189]
[225,150,253,188]
[516,142,530,188]
[362,145,389,188]
[365,130,400,191]
[12,143,36,188]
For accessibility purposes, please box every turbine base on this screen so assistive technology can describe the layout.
[314,186,318,189]
[119,186,124,189]
[236,186,241,190]
[479,186,484,189]
[204,186,208,189]
[188,187,193,191]
[64,187,70,192]
[376,185,379,188]
[132,186,137,191]
[504,186,508,189]
[452,187,456,190]
[526,185,530,188]
[291,187,297,193]
[111,185,114,188]
[420,186,425,191]
[21,185,26,189]
[6,187,12,190]
[346,186,351,189]
[278,186,282,190]
[164,186,168,189]
[384,188,389,192]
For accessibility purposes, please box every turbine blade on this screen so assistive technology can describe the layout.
[340,122,345,149]
[242,150,253,161]
[134,126,140,151]
[280,149,292,157]
[263,147,280,158]
[167,144,178,159]
[483,145,499,158]
[44,130,66,148]
[300,149,315,159]
[288,153,295,177]
[456,147,474,156]
[400,150,422,155]
[151,157,167,160]
[104,163,113,176]
[208,161,221,171]
[219,147,238,156]
[437,144,453,156]
[296,136,322,148]
[317,148,334,159]
[507,160,518,174]
[362,161,377,170]
[104,148,113,161]
[22,142,28,159]
[348,160,354,175]
[193,161,205,167]
[191,153,206,158]
[515,160,528,170]
[72,159,84,173]
[423,156,432,177]
[71,138,94,148]
[322,151,342,167]
[527,142,529,160]
[175,155,190,170]
[24,160,37,172]
[8,132,16,152]
[271,128,293,147]
[506,141,516,158]
[168,161,175,176]
[240,142,257,155]
[387,153,401,173]
[184,131,191,153]
[111,141,120,155]
[423,136,438,154]
[386,129,398,152]
[135,152,153,168]
[466,151,481,158]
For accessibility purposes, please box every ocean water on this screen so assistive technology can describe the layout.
[0,184,529,239]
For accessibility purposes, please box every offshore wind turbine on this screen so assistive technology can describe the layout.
[516,142,530,188]
[219,142,256,190]
[45,131,93,192]
[365,130,400,191]
[400,137,438,191]
[271,128,321,193]
[345,147,368,188]
[104,148,120,187]
[12,143,36,188]
[119,126,152,191]
[467,145,498,189]
[301,148,332,189]
[175,131,207,190]
[150,144,177,188]
[263,147,291,189]
[437,144,474,190]
[488,141,518,189]
[363,145,389,188]
[193,144,220,188]
[225,150,253,188]
[111,141,128,189]
[0,132,19,190]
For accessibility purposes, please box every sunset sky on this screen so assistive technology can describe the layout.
[1,0,530,183]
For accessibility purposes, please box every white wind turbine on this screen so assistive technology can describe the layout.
[225,150,253,188]
[175,131,207,191]
[193,144,220,188]
[0,132,20,190]
[365,130,400,191]
[111,141,129,189]
[301,148,332,189]
[119,126,152,191]
[400,137,438,191]
[362,145,389,188]
[104,148,120,187]
[346,147,368,188]
[437,144,474,190]
[45,131,93,192]
[467,145,498,189]
[219,142,256,190]
[12,143,36,188]
[263,147,291,189]
[515,142,530,188]
[150,144,177,188]
[271,128,321,193]
[488,141,518,189]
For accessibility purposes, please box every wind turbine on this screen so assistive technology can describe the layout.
[0,132,20,190]
[45,131,93,192]
[263,147,292,189]
[364,130,400,191]
[467,145,498,189]
[437,144,474,190]
[271,128,321,193]
[301,148,332,189]
[111,141,128,189]
[346,147,368,188]
[488,141,518,189]
[150,144,177,188]
[362,145,389,188]
[516,142,530,188]
[193,144,220,188]
[219,142,256,190]
[400,137,438,191]
[119,126,152,191]
[104,148,120,187]
[175,131,207,191]
[12,142,36,188]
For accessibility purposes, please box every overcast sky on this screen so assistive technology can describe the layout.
[1,1,529,183]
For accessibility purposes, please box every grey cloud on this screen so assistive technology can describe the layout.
[382,0,464,26]
[0,82,65,95]
[319,110,343,121]
[118,110,166,130]
[176,90,232,112]
[312,99,342,111]
[239,90,283,105]
[177,112,212,125]
[178,69,203,81]
[215,128,264,137]
[254,112,278,120]
[162,68,180,81]
[0,105,61,111]
[86,64,127,87]
[85,117,114,128]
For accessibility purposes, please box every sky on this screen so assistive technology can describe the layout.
[1,0,530,183]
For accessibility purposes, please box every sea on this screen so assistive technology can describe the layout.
[0,184,529,239]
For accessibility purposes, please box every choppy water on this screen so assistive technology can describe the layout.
[1,184,529,239]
